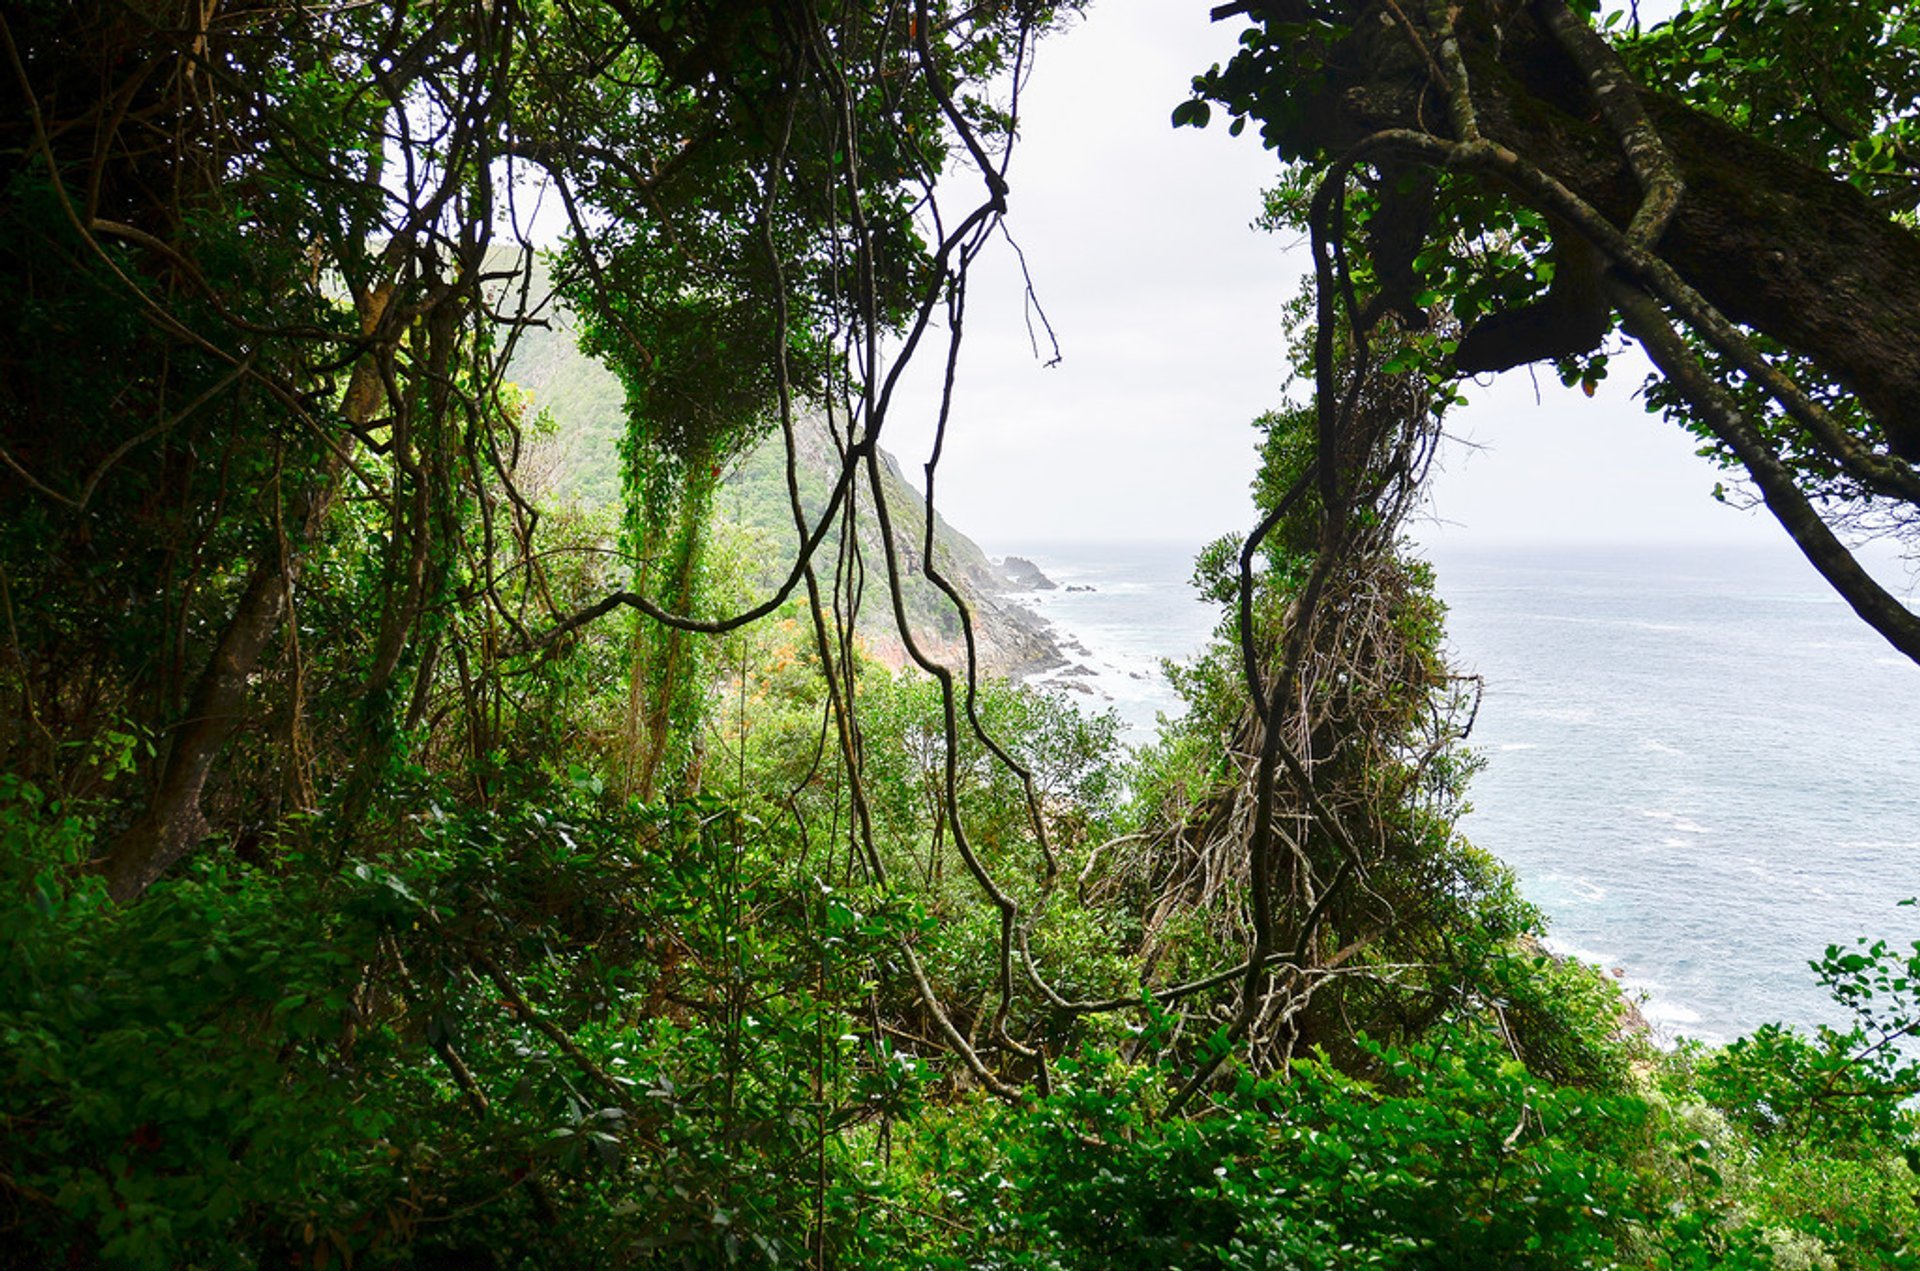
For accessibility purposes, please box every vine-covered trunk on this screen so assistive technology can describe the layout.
[623,471,715,802]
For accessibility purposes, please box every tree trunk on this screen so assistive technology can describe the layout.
[1491,28,1920,459]
[98,557,290,902]
[1269,0,1920,457]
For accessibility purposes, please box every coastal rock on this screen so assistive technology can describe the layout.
[1002,555,1057,590]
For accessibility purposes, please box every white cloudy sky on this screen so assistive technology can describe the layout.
[883,0,1776,553]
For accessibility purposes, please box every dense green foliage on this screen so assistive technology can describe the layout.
[5,0,1920,1266]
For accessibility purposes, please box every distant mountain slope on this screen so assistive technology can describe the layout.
[506,304,1061,679]
[497,276,625,509]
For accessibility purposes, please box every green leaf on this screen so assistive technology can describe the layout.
[1171,99,1212,129]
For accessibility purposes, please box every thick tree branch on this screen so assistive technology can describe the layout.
[1612,280,1920,664]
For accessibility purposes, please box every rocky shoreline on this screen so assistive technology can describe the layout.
[856,547,1125,691]
[853,582,1066,682]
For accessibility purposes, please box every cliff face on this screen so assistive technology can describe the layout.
[505,320,1062,679]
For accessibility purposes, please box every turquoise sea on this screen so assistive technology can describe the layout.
[996,537,1920,1046]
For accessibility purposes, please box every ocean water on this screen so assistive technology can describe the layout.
[997,537,1920,1046]
[988,540,1220,742]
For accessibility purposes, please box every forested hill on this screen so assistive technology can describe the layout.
[506,296,1064,679]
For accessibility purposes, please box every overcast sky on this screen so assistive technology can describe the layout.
[884,0,1780,553]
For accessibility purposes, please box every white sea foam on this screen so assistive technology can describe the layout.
[1540,937,1621,967]
[1640,998,1718,1048]
[1638,999,1703,1026]
[1639,809,1709,834]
